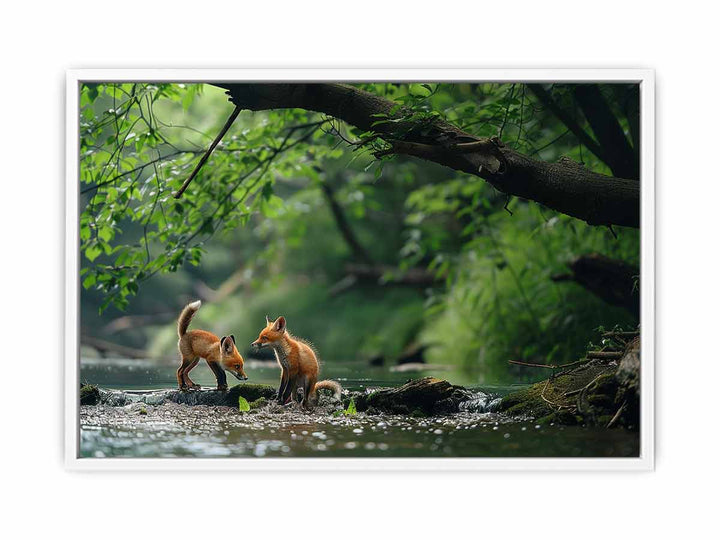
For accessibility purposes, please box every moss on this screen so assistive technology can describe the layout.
[591,374,618,394]
[226,384,276,404]
[80,384,100,406]
[249,397,267,410]
[138,406,148,415]
[538,410,581,426]
[411,408,427,418]
[499,362,620,424]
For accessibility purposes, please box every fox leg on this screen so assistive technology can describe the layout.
[182,358,201,390]
[281,374,295,405]
[277,367,289,404]
[177,357,194,390]
[206,360,228,391]
[304,377,317,410]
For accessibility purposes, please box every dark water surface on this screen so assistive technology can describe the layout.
[79,357,640,459]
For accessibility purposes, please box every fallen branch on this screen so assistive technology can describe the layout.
[81,335,166,360]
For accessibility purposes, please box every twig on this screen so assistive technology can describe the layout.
[173,105,241,199]
[509,360,557,369]
[508,358,588,370]
[503,195,513,216]
[576,373,609,415]
[601,331,639,338]
[539,378,574,410]
[606,400,627,428]
[586,351,623,360]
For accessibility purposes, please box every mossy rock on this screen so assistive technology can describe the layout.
[499,362,620,425]
[249,397,267,410]
[537,410,582,426]
[80,384,100,405]
[225,384,276,405]
[356,377,473,415]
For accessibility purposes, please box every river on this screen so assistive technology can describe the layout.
[79,356,639,459]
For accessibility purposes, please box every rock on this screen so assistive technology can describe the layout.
[355,377,474,415]
[92,384,276,408]
[80,384,100,405]
[226,384,276,404]
[82,378,492,418]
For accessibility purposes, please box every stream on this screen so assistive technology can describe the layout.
[79,356,640,458]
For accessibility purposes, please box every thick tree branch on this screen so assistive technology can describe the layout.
[552,254,639,318]
[573,85,639,179]
[527,84,608,162]
[214,83,639,228]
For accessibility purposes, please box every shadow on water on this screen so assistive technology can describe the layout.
[79,357,639,459]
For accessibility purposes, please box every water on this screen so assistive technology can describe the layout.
[79,356,639,459]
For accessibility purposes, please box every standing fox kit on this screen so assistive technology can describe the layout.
[251,316,341,408]
[176,300,247,391]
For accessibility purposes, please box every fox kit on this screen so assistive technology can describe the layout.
[251,316,341,408]
[176,300,247,391]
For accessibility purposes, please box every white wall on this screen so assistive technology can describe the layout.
[1,2,717,538]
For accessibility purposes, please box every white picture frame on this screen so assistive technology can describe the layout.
[65,68,654,471]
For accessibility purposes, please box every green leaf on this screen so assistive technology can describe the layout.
[85,244,102,262]
[238,396,250,412]
[82,273,96,289]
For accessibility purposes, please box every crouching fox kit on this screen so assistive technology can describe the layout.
[176,300,247,391]
[251,316,341,408]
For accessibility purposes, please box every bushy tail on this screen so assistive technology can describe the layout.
[177,300,202,337]
[314,380,342,400]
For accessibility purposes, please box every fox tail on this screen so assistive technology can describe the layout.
[177,300,202,337]
[314,380,343,400]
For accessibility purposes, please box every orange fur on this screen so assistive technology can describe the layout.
[251,316,341,407]
[176,300,247,391]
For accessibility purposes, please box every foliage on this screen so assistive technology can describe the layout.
[79,82,640,382]
[344,398,357,416]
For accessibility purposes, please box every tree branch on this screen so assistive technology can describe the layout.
[552,253,639,318]
[214,83,639,228]
[527,84,608,163]
[573,85,639,179]
[173,105,241,199]
[319,180,374,264]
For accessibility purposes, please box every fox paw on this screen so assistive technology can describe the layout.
[217,384,228,392]
[187,384,201,391]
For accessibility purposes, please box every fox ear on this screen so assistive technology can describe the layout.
[265,315,272,327]
[230,334,236,344]
[273,316,286,333]
[220,336,232,353]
